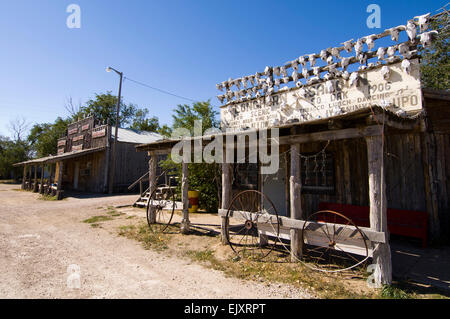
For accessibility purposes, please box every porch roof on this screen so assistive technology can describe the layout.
[13,146,106,166]
[135,105,424,152]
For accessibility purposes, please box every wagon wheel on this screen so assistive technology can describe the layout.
[146,184,176,233]
[301,210,369,273]
[225,190,280,261]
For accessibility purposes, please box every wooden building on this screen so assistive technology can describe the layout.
[135,14,449,286]
[15,116,162,197]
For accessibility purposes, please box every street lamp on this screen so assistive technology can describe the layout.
[106,66,123,194]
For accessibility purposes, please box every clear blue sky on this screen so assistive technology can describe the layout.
[0,0,444,138]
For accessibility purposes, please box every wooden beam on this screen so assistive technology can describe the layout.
[39,165,45,194]
[56,161,64,200]
[22,165,26,190]
[218,209,387,244]
[33,165,38,192]
[278,125,382,145]
[220,162,233,244]
[147,151,157,224]
[366,135,392,285]
[290,144,303,261]
[367,114,422,131]
[180,162,190,234]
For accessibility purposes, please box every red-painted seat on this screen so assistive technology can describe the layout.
[317,202,427,248]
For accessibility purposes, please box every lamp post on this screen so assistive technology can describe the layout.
[106,66,123,194]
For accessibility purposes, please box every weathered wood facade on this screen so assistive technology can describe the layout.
[15,116,161,197]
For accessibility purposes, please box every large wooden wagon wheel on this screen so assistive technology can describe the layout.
[146,184,176,233]
[301,210,369,273]
[225,190,280,261]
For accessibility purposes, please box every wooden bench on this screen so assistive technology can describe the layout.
[317,202,428,248]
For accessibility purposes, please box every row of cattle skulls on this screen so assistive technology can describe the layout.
[216,13,436,103]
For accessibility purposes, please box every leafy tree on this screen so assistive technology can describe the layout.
[76,92,139,127]
[27,117,70,157]
[130,108,161,132]
[158,124,173,138]
[419,13,450,90]
[0,136,29,179]
[172,101,219,135]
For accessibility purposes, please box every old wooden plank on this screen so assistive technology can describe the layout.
[218,209,386,244]
[366,134,392,285]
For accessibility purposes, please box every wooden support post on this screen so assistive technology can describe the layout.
[33,165,38,192]
[180,161,190,234]
[290,144,303,262]
[39,165,45,194]
[366,135,392,286]
[22,165,26,190]
[147,152,157,224]
[56,161,64,200]
[221,162,233,244]
[28,165,32,190]
[48,164,54,195]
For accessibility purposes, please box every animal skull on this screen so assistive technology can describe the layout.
[364,34,377,52]
[419,30,439,48]
[349,72,359,87]
[302,68,309,79]
[414,13,430,32]
[381,66,391,80]
[331,47,341,58]
[398,43,410,56]
[406,20,417,42]
[342,39,354,53]
[401,59,411,74]
[341,57,351,70]
[385,25,405,42]
[376,47,386,60]
[298,56,307,67]
[308,54,316,67]
[354,39,364,55]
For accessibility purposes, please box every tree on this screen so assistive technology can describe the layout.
[0,136,29,179]
[76,92,139,127]
[130,108,161,132]
[172,101,219,135]
[8,117,30,142]
[419,13,449,90]
[28,117,70,158]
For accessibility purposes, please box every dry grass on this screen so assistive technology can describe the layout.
[82,207,448,299]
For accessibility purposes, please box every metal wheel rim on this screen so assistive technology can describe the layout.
[146,184,176,233]
[225,190,280,261]
[301,210,370,273]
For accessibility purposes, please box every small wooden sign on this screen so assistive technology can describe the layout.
[72,135,84,142]
[57,140,66,147]
[72,144,83,151]
[68,127,79,135]
[92,128,106,138]
[81,124,90,131]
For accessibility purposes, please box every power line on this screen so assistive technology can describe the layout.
[123,76,198,103]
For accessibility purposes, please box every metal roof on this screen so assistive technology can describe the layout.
[13,147,106,166]
[111,127,163,144]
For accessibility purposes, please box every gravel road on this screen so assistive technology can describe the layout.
[0,184,312,299]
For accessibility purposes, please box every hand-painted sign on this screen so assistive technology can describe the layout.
[220,59,422,130]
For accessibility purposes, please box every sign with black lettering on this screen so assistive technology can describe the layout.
[221,59,422,130]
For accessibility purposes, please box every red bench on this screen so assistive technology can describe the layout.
[317,202,428,248]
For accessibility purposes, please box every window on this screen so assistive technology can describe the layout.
[233,163,258,190]
[300,152,335,194]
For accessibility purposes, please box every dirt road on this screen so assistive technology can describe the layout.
[0,184,311,299]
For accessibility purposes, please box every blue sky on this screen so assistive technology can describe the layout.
[0,0,444,138]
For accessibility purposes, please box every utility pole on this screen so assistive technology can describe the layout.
[106,67,123,194]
